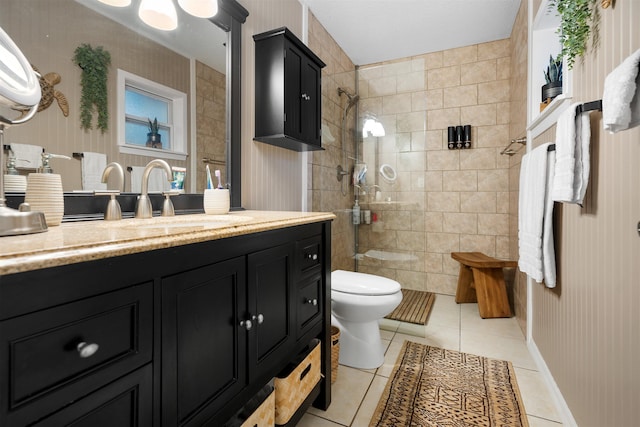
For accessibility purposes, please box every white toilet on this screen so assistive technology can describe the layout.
[331,270,403,369]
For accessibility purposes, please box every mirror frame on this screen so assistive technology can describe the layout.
[209,0,248,210]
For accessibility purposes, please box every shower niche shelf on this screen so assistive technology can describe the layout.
[253,27,326,152]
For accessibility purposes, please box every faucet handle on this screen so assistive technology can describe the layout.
[161,191,179,217]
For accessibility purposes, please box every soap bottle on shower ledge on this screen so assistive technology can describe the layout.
[352,199,360,225]
[24,152,71,226]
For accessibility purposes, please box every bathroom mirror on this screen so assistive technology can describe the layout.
[0,0,247,209]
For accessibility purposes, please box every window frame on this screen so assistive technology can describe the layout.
[117,69,188,161]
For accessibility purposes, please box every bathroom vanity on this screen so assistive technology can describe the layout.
[0,211,334,426]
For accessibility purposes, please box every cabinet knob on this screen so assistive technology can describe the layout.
[305,298,318,306]
[239,319,253,330]
[76,342,99,358]
[252,314,264,324]
[305,253,318,261]
[301,93,310,101]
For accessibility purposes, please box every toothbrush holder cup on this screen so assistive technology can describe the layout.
[203,189,230,215]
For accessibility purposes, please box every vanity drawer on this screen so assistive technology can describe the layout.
[297,236,322,274]
[296,273,322,338]
[0,282,152,426]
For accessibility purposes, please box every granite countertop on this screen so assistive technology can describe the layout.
[0,210,335,275]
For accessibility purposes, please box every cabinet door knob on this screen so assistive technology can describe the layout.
[76,342,99,358]
[252,314,264,324]
[305,298,318,306]
[305,253,318,260]
[239,319,253,330]
[301,93,310,101]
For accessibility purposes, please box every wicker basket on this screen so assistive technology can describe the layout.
[330,326,340,384]
[274,340,321,425]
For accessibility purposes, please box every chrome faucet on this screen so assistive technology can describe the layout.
[97,162,125,221]
[135,159,173,218]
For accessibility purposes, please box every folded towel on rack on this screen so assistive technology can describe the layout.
[129,166,171,193]
[10,143,43,170]
[551,103,591,205]
[603,48,640,133]
[518,143,557,287]
[81,152,107,191]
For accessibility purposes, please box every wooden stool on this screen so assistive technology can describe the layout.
[451,252,517,319]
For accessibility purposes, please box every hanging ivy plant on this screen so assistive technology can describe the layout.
[548,0,600,69]
[72,44,111,133]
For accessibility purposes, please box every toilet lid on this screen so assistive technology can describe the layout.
[331,270,401,296]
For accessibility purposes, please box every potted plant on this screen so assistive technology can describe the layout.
[548,0,600,70]
[72,44,111,133]
[541,54,563,105]
[146,117,162,149]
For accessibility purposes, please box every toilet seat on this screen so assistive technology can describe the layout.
[332,270,401,296]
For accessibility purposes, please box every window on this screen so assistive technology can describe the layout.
[117,69,187,160]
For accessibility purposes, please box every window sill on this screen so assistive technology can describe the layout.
[119,144,188,161]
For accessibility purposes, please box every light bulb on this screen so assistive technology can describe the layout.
[178,0,218,18]
[372,121,385,137]
[138,0,178,31]
[97,0,131,6]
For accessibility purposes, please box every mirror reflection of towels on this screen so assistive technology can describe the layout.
[81,152,107,191]
[10,143,43,170]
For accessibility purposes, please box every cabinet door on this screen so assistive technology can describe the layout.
[301,58,322,146]
[284,41,303,142]
[161,256,247,427]
[247,243,295,380]
[32,364,152,427]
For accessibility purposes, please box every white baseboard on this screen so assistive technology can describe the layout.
[527,339,578,426]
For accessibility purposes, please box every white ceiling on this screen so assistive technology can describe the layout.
[302,0,522,65]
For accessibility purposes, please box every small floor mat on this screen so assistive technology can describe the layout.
[370,341,529,427]
[384,289,435,325]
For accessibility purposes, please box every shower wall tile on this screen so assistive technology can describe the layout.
[443,85,479,108]
[460,59,498,85]
[459,234,496,256]
[497,101,511,124]
[396,111,427,132]
[383,93,413,114]
[443,213,478,234]
[442,256,461,275]
[427,232,460,254]
[425,171,443,191]
[477,169,509,191]
[497,191,509,214]
[411,91,429,111]
[425,89,444,110]
[427,66,461,89]
[424,212,444,232]
[368,76,398,96]
[422,51,444,70]
[427,273,458,295]
[478,39,510,61]
[427,150,460,171]
[426,130,445,151]
[476,124,510,148]
[427,192,461,212]
[396,270,427,291]
[427,108,461,130]
[443,45,478,66]
[460,192,497,213]
[460,147,497,170]
[396,231,426,251]
[496,57,512,80]
[478,213,509,236]
[398,152,426,171]
[410,132,427,151]
[478,80,511,104]
[442,170,478,192]
[460,104,497,126]
[425,253,444,273]
[397,71,426,92]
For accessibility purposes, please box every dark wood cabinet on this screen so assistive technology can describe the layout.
[0,221,332,426]
[254,27,326,151]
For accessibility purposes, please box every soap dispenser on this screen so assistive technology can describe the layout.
[352,198,361,225]
[24,152,70,226]
[3,154,27,192]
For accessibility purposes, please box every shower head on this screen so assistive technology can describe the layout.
[338,87,359,106]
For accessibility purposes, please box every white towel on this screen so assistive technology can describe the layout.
[603,49,640,133]
[519,143,557,286]
[130,166,170,193]
[81,152,107,191]
[551,103,591,205]
[10,143,43,170]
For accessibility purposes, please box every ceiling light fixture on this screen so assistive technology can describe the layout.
[178,0,218,18]
[97,0,132,6]
[362,118,385,138]
[138,0,178,31]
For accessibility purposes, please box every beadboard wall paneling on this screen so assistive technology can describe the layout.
[239,0,304,210]
[531,1,640,425]
[1,0,190,192]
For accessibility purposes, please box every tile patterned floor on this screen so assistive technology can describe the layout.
[300,294,564,427]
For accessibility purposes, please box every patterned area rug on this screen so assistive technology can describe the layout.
[370,341,529,427]
[384,289,435,325]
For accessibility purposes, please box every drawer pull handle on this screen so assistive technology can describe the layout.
[239,319,253,330]
[252,314,264,324]
[305,253,318,260]
[300,363,312,380]
[77,342,99,358]
[305,298,318,306]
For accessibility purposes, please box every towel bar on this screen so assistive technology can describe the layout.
[500,137,526,156]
